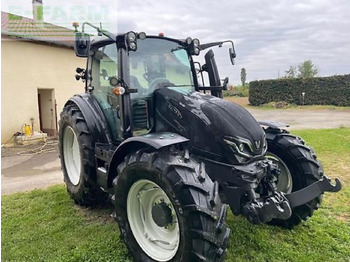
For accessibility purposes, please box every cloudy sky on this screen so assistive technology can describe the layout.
[2,0,350,85]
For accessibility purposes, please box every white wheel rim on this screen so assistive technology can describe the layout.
[63,126,81,186]
[127,179,180,261]
[267,153,293,194]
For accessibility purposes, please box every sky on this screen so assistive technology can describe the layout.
[2,0,350,85]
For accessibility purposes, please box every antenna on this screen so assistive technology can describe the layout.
[98,22,103,36]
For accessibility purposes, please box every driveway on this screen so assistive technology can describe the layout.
[1,141,63,195]
[248,108,350,130]
[2,108,350,195]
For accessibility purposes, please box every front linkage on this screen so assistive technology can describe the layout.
[204,137,342,226]
[239,160,341,224]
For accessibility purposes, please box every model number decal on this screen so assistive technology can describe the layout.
[168,103,183,119]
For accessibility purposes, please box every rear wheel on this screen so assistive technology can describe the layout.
[59,103,107,205]
[113,148,230,262]
[266,131,323,228]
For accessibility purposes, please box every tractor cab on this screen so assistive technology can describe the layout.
[73,23,235,141]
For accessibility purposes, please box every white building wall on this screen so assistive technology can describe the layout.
[1,38,86,143]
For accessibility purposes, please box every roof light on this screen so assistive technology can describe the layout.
[126,31,138,51]
[129,42,137,51]
[194,47,200,55]
[189,38,200,56]
[193,38,200,47]
[72,22,79,32]
[128,32,136,42]
[138,32,147,40]
[159,32,164,37]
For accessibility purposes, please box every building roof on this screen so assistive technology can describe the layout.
[1,11,75,48]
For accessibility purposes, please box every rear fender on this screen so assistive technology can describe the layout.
[107,132,189,188]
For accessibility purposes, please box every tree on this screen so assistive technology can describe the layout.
[241,68,247,86]
[297,60,318,78]
[284,66,297,78]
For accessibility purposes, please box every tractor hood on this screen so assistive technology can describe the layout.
[154,88,266,164]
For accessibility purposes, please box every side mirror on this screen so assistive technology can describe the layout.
[229,47,236,65]
[74,32,90,57]
[204,49,222,98]
[204,49,221,87]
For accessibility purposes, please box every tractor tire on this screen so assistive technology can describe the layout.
[265,131,323,228]
[59,103,107,206]
[113,147,230,262]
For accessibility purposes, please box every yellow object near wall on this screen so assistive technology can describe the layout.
[24,125,32,136]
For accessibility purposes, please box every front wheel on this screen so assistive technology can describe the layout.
[266,131,323,228]
[113,148,230,262]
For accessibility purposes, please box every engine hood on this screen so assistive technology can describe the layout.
[154,88,266,164]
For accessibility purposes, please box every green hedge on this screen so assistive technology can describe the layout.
[249,74,350,106]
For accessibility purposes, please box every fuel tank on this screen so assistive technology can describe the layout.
[154,87,266,164]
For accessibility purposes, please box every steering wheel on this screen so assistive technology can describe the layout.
[149,78,174,91]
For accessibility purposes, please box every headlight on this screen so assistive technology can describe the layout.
[223,135,267,159]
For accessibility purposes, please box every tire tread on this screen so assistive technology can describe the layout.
[266,132,323,228]
[113,148,229,261]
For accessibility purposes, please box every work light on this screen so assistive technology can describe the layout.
[126,31,138,51]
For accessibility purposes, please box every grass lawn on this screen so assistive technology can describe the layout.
[2,128,350,261]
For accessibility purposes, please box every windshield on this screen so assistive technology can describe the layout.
[129,38,194,98]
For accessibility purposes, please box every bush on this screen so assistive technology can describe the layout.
[249,75,350,106]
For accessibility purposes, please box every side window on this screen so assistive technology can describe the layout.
[91,43,121,141]
[91,44,118,102]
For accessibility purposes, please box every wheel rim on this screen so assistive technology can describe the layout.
[267,153,293,194]
[63,126,81,186]
[127,179,180,261]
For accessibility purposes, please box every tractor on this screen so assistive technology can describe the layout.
[59,22,341,262]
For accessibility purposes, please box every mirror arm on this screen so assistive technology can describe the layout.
[81,22,117,41]
[200,40,235,51]
[200,41,223,50]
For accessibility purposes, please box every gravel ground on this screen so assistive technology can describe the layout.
[1,139,63,195]
[1,108,349,195]
[248,108,350,130]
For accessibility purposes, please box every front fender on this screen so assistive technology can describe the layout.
[259,121,289,130]
[107,132,189,188]
[66,94,112,144]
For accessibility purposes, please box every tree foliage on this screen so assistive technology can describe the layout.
[284,66,297,78]
[284,60,318,79]
[241,68,247,86]
[297,60,318,78]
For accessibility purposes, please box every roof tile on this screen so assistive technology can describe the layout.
[1,11,75,47]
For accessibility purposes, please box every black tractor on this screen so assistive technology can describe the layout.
[59,23,341,262]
